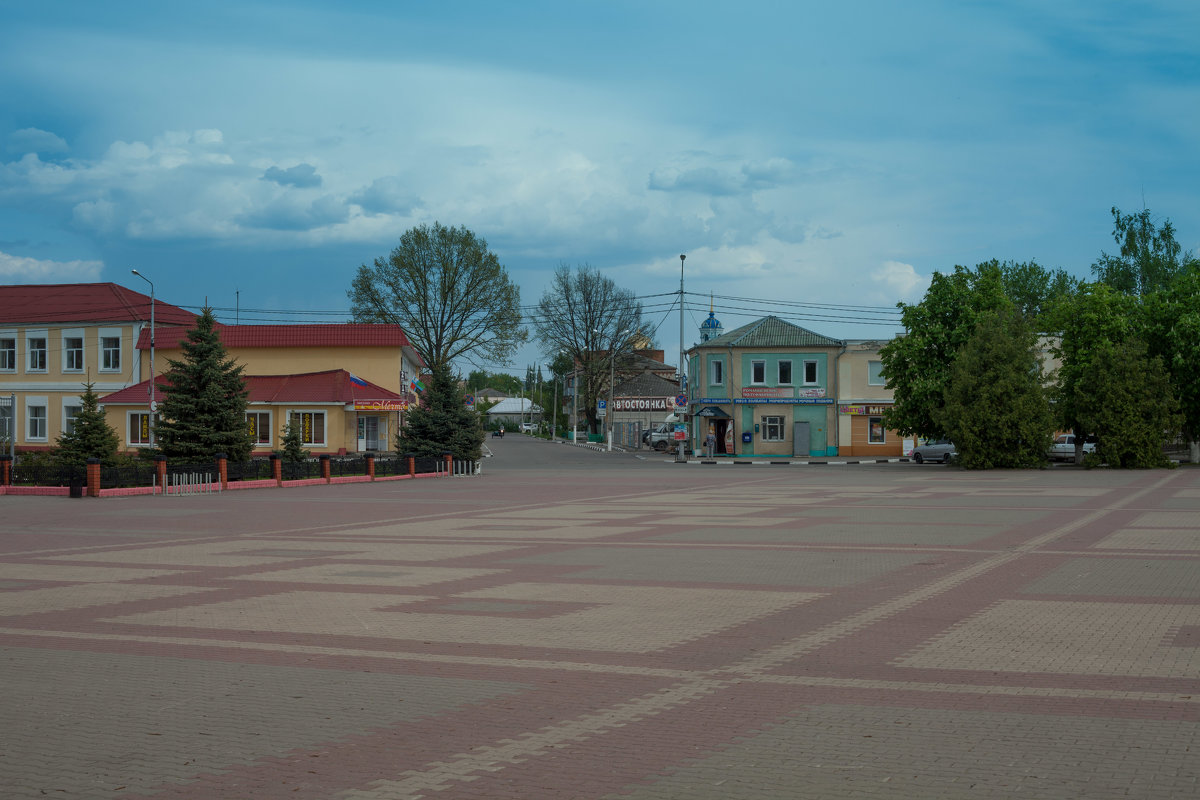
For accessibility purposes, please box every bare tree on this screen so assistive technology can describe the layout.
[533,263,650,434]
[348,222,526,370]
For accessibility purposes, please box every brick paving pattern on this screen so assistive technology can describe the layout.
[1,457,1198,798]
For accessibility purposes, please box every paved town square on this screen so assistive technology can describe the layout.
[2,439,1199,798]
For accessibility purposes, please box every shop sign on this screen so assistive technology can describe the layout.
[796,387,826,398]
[354,400,406,411]
[839,404,892,415]
[741,386,792,399]
[731,398,834,405]
[613,397,674,411]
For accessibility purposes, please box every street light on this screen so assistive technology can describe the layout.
[678,254,687,462]
[130,269,155,449]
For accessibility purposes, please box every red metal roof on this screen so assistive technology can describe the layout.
[136,323,412,350]
[100,370,403,405]
[0,282,196,325]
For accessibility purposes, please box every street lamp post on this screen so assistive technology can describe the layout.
[595,328,629,452]
[130,269,155,449]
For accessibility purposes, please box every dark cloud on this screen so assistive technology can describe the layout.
[6,128,68,155]
[238,194,349,231]
[261,163,322,188]
[350,176,419,215]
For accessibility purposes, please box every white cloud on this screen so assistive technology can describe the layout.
[0,251,102,282]
[871,261,930,303]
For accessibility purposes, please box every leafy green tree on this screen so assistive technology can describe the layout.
[880,263,1010,439]
[1074,338,1181,468]
[1092,206,1198,296]
[276,421,309,463]
[396,362,483,459]
[995,259,1081,329]
[1049,284,1142,462]
[155,307,254,462]
[938,310,1053,469]
[348,222,527,370]
[1144,264,1200,463]
[55,382,120,467]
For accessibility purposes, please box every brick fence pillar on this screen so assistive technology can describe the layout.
[365,454,375,481]
[215,453,228,490]
[0,455,11,486]
[86,458,101,497]
[269,454,282,486]
[155,456,167,495]
[319,454,331,483]
[443,451,453,476]
[405,452,415,477]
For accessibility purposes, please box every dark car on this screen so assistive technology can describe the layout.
[911,439,956,464]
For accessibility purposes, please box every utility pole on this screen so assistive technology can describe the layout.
[678,254,686,462]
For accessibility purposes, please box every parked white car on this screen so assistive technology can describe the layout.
[519,422,536,433]
[911,439,956,464]
[1047,434,1096,461]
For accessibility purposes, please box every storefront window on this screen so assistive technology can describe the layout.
[762,415,784,441]
[868,416,885,444]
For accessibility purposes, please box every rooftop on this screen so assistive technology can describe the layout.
[0,282,196,325]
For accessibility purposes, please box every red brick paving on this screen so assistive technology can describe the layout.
[1,459,1198,798]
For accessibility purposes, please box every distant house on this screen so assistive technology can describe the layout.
[475,388,509,402]
[484,397,540,427]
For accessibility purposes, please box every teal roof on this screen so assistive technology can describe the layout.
[695,316,842,349]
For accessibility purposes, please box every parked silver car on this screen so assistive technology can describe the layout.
[911,439,956,464]
[1047,434,1096,461]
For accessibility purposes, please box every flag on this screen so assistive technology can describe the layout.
[349,373,368,387]
[410,378,426,394]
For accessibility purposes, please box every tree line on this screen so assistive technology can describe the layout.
[880,207,1199,468]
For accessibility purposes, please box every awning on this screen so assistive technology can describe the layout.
[696,406,732,419]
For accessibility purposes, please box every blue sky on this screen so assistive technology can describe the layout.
[2,1,1198,375]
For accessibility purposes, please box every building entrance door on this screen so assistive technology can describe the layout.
[357,416,386,451]
[793,421,810,457]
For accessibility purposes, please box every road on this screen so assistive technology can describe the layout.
[1,444,1198,798]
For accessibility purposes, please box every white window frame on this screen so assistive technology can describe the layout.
[63,329,85,373]
[762,415,785,441]
[99,328,122,373]
[290,410,326,447]
[777,360,793,385]
[26,396,48,442]
[128,411,152,446]
[868,416,886,444]
[0,330,16,373]
[62,396,83,437]
[26,330,48,373]
[868,360,885,386]
[751,360,766,385]
[803,359,818,385]
[247,410,273,447]
[709,358,724,386]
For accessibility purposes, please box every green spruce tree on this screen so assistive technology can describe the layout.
[277,420,310,463]
[56,382,121,467]
[155,307,254,462]
[396,362,483,459]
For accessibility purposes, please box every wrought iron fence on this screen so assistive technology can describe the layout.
[413,456,442,475]
[329,457,369,477]
[226,459,274,482]
[100,461,157,489]
[374,456,406,476]
[281,458,321,481]
[12,459,84,487]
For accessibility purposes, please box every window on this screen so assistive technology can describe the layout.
[27,334,47,372]
[778,360,792,384]
[710,359,724,385]
[803,360,818,384]
[0,404,11,441]
[868,416,886,444]
[101,335,121,372]
[868,360,885,385]
[64,335,84,372]
[290,411,326,446]
[762,415,785,441]
[751,360,766,384]
[129,412,152,445]
[63,403,83,436]
[27,403,47,441]
[0,334,15,372]
[247,411,272,446]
